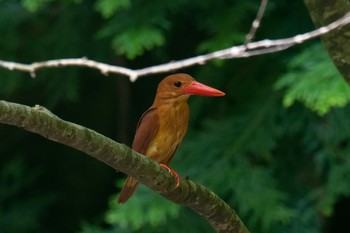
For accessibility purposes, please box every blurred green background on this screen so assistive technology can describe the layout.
[1,0,350,233]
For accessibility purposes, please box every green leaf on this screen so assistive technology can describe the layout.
[111,26,165,59]
[274,43,350,115]
[21,0,51,11]
[106,184,180,231]
[0,158,55,232]
[95,0,131,18]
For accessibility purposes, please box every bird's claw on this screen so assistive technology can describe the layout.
[160,164,180,188]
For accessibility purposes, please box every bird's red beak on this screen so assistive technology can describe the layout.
[182,81,225,96]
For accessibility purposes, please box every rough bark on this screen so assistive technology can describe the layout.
[304,0,350,84]
[0,100,250,233]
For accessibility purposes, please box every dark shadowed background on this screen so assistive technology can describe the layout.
[1,0,350,233]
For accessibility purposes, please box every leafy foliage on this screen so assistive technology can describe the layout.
[0,158,55,233]
[0,0,349,233]
[106,184,180,230]
[94,0,131,18]
[275,44,350,115]
[21,0,52,11]
[111,26,165,59]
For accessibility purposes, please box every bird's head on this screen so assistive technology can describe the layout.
[155,73,225,102]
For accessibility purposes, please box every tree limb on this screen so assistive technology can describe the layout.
[304,0,350,84]
[0,11,349,82]
[0,100,250,233]
[245,0,268,44]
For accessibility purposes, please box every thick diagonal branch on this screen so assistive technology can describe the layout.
[0,100,249,233]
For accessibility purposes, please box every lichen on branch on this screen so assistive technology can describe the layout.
[0,100,249,233]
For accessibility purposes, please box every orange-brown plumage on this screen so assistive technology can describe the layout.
[118,73,225,203]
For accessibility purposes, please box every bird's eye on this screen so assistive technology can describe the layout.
[174,81,182,87]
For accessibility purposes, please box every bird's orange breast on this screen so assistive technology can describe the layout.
[146,101,189,164]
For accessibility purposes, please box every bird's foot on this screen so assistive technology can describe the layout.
[160,164,180,188]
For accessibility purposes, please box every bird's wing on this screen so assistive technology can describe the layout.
[131,107,159,155]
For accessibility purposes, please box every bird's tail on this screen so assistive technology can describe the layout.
[117,176,139,204]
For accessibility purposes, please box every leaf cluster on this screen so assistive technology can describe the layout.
[0,0,349,233]
[0,158,55,233]
[275,44,350,115]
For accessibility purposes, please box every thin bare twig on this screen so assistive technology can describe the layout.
[245,0,268,44]
[0,57,136,78]
[0,12,349,82]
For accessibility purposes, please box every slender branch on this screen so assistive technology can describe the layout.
[0,57,136,78]
[0,13,349,82]
[0,100,250,233]
[245,0,268,44]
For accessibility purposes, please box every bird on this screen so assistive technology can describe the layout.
[117,73,225,203]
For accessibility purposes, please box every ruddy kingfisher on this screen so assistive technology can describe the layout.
[118,73,225,203]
